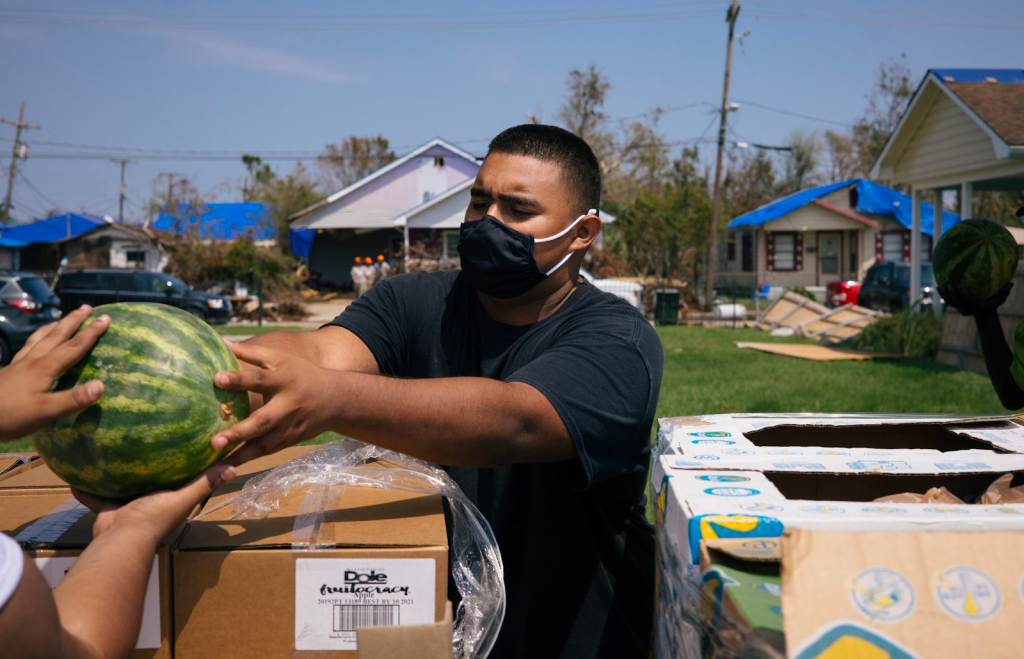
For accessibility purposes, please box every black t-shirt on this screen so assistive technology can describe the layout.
[328,270,663,659]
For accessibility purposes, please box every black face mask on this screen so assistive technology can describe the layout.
[457,210,595,299]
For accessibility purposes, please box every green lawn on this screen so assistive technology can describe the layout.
[214,325,307,336]
[654,325,1004,419]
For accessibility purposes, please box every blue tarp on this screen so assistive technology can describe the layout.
[152,203,274,241]
[932,68,1024,84]
[0,236,27,248]
[289,228,316,259]
[728,179,960,236]
[2,213,106,245]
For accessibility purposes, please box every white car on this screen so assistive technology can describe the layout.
[580,267,645,311]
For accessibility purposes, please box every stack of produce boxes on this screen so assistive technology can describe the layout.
[0,446,455,658]
[650,413,1024,657]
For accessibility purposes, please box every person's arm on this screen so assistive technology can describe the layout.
[0,464,235,659]
[939,282,1024,410]
[212,341,574,468]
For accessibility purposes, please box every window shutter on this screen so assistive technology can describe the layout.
[766,233,774,271]
[902,232,910,262]
[795,233,804,271]
[875,233,883,262]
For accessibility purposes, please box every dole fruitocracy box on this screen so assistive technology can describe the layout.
[650,413,1024,658]
[172,461,449,659]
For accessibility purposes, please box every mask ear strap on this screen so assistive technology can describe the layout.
[534,209,598,243]
[544,251,575,276]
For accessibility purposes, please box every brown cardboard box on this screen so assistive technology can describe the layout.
[173,478,449,659]
[782,528,1024,658]
[0,491,176,659]
[357,601,454,659]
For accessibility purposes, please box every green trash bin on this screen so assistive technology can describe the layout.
[654,288,679,326]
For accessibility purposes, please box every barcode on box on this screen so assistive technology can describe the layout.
[332,604,400,631]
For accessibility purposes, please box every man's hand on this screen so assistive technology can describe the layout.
[0,305,110,442]
[211,341,334,465]
[72,463,236,545]
[939,282,1012,317]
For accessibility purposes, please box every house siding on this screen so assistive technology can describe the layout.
[893,91,998,182]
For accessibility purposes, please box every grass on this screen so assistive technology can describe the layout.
[214,325,307,336]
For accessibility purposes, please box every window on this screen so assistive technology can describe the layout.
[882,232,904,263]
[774,233,796,270]
[16,276,52,299]
[741,233,754,272]
[727,234,736,261]
[59,273,98,290]
[126,250,147,267]
[433,156,445,168]
[443,230,460,262]
[135,274,166,293]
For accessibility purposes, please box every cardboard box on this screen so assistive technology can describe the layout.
[783,529,1024,658]
[698,538,783,657]
[173,476,449,658]
[0,491,175,659]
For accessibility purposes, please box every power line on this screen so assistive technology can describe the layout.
[17,171,67,213]
[733,99,853,127]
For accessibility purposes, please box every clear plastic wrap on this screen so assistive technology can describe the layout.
[198,440,505,659]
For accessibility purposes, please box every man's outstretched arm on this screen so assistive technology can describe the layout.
[212,341,575,469]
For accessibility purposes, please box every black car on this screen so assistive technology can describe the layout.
[0,270,62,364]
[54,270,232,324]
[858,261,938,312]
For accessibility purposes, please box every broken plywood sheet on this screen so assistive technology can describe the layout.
[756,291,830,331]
[736,342,900,361]
[799,303,881,343]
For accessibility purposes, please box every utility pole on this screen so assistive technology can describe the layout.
[110,158,135,222]
[704,0,740,311]
[1,101,40,225]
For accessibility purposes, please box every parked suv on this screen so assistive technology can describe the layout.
[858,261,937,312]
[0,270,62,364]
[54,270,232,324]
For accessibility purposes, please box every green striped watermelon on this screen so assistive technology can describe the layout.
[33,303,250,499]
[1012,320,1024,392]
[933,218,1018,301]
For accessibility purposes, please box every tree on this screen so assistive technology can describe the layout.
[242,156,322,254]
[316,135,396,190]
[852,54,915,178]
[824,130,858,183]
[973,191,1024,227]
[555,66,672,204]
[145,175,209,236]
[779,130,822,193]
[722,149,778,218]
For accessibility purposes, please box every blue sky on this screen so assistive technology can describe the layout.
[1,0,1022,223]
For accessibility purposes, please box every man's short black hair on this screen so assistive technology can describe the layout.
[487,124,601,213]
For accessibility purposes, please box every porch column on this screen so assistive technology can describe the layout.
[403,224,410,272]
[910,188,922,310]
[960,181,973,219]
[932,189,943,317]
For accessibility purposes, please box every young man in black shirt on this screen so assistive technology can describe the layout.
[212,125,664,657]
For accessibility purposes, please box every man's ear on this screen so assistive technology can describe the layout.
[571,215,602,251]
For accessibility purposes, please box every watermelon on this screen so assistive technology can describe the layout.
[933,218,1018,301]
[33,303,250,499]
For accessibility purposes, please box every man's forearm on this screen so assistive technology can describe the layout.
[53,528,160,658]
[323,372,573,467]
[975,311,1024,410]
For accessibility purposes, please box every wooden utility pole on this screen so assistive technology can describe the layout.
[1,101,40,225]
[152,172,182,228]
[704,0,740,310]
[110,158,136,221]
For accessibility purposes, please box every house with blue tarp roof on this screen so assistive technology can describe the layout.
[151,203,274,242]
[720,179,959,295]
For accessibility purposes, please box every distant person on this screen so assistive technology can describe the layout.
[376,254,391,281]
[0,306,234,659]
[209,124,663,658]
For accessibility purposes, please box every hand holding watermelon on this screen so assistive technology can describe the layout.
[0,305,109,442]
[933,218,1018,315]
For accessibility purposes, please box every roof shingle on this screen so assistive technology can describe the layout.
[945,82,1024,146]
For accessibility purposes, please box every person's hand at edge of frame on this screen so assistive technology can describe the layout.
[0,305,109,442]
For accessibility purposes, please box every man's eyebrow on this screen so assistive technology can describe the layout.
[497,193,540,208]
[470,187,490,198]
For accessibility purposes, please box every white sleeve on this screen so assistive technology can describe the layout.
[0,532,24,611]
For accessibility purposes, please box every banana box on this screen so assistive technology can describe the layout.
[783,528,1024,659]
[652,454,1024,563]
[659,413,1024,457]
